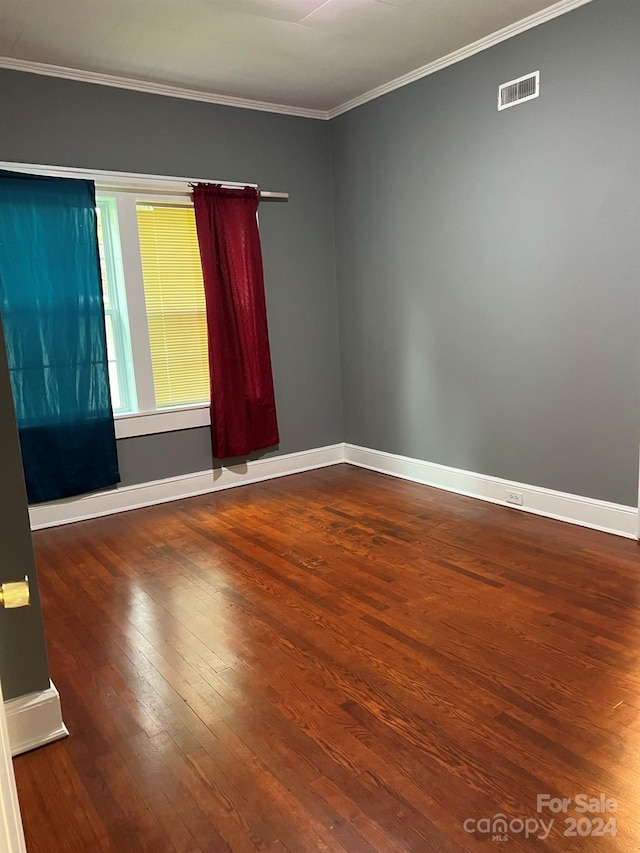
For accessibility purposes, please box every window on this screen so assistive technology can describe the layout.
[136,203,209,408]
[96,197,136,414]
[96,192,210,419]
[0,160,274,439]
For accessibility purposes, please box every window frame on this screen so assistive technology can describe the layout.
[99,190,212,438]
[96,196,138,415]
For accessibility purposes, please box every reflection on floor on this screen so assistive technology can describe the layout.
[14,464,640,852]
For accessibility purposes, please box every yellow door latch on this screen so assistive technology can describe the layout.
[0,576,30,609]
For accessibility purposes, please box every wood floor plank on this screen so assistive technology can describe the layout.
[13,465,640,851]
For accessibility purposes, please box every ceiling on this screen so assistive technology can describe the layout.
[0,0,583,115]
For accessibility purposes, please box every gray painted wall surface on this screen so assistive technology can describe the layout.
[116,428,295,487]
[0,70,344,486]
[0,318,50,700]
[331,0,640,505]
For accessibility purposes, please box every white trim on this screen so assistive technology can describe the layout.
[28,440,636,539]
[4,681,68,758]
[115,404,210,439]
[0,679,26,853]
[344,444,638,540]
[29,444,345,529]
[0,0,592,120]
[636,444,640,540]
[326,0,592,118]
[0,57,328,120]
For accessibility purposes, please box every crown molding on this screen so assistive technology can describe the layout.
[327,0,594,118]
[0,0,593,122]
[0,57,330,120]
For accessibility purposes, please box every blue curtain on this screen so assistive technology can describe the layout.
[0,170,120,504]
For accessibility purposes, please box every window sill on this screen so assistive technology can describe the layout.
[114,404,210,439]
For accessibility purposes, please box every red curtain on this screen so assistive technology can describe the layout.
[193,184,279,458]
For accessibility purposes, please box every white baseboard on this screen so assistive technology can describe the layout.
[5,680,68,757]
[344,444,638,540]
[28,440,638,539]
[29,444,345,530]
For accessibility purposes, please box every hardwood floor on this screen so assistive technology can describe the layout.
[14,464,640,852]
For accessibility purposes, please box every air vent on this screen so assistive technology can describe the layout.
[498,71,540,111]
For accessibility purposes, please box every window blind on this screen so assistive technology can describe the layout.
[136,203,210,408]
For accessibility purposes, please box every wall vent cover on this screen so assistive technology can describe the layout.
[498,71,540,111]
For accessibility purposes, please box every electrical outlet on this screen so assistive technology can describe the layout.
[506,490,523,506]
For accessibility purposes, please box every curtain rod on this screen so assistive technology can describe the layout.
[97,183,288,202]
[0,162,289,203]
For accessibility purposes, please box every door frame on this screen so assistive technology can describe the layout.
[0,679,27,853]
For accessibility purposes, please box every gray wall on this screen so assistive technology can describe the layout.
[0,70,344,486]
[0,318,50,700]
[331,0,640,506]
